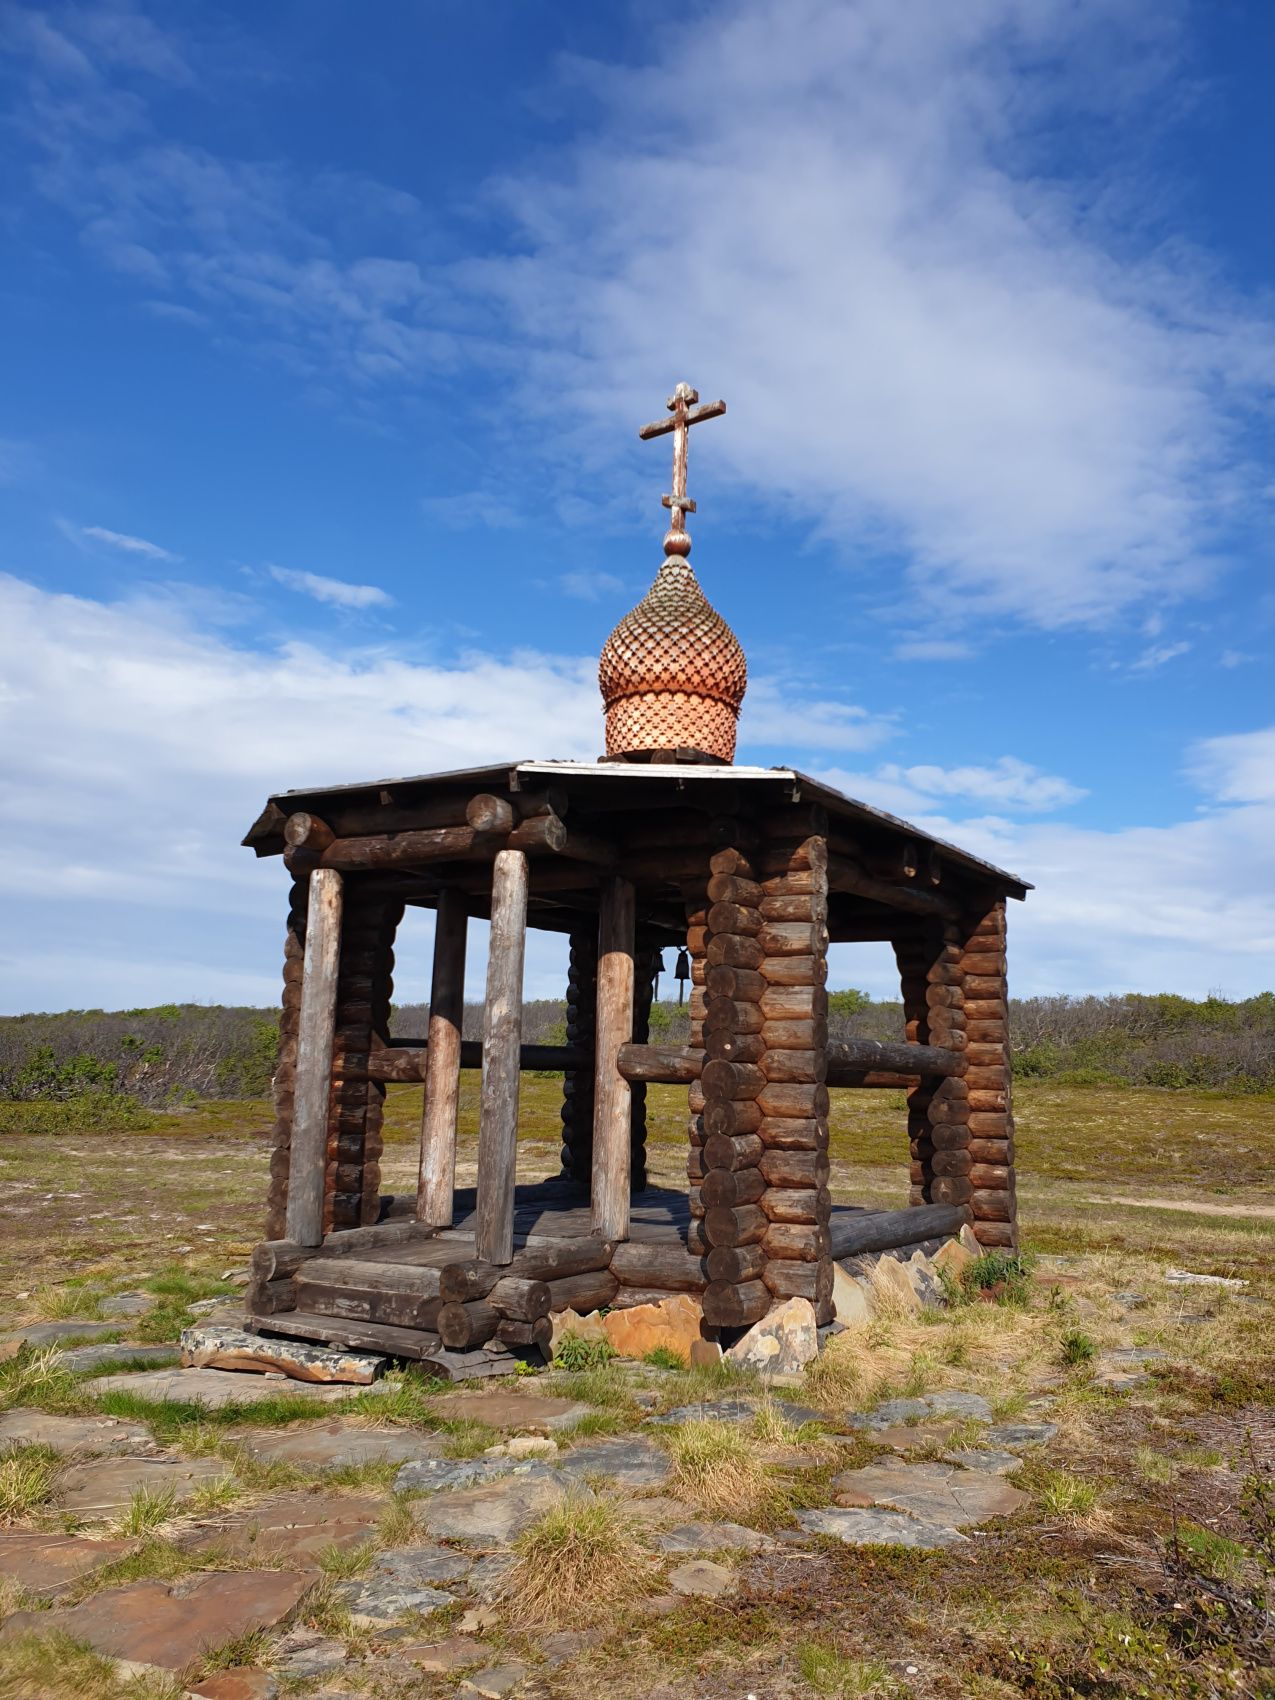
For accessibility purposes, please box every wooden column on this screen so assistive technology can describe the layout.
[265,876,308,1240]
[699,833,772,1330]
[924,922,972,1218]
[285,867,343,1247]
[755,830,833,1324]
[328,890,401,1231]
[629,929,661,1196]
[683,887,709,1255]
[591,875,636,1241]
[417,888,468,1227]
[559,926,598,1187]
[959,899,1018,1249]
[476,849,529,1265]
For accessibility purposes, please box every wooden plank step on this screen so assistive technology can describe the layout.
[247,1308,443,1361]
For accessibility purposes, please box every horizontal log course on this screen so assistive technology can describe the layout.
[763,1258,834,1303]
[705,1241,767,1284]
[607,1286,702,1311]
[758,955,827,988]
[543,1269,620,1314]
[759,892,827,925]
[761,1049,827,1085]
[496,1316,554,1351]
[761,1221,830,1261]
[757,1082,829,1119]
[931,1176,974,1206]
[705,933,765,970]
[251,1309,443,1361]
[248,1277,297,1316]
[702,1278,770,1328]
[437,1237,615,1303]
[761,1017,827,1051]
[827,1203,967,1260]
[759,1149,830,1188]
[704,998,765,1035]
[758,920,829,957]
[702,1099,763,1140]
[756,1115,825,1151]
[283,811,335,853]
[465,788,568,834]
[707,901,762,937]
[704,1030,766,1065]
[705,964,766,1002]
[827,1038,959,1078]
[704,1203,768,1247]
[707,874,763,906]
[971,1189,1014,1221]
[364,1041,588,1083]
[487,1276,551,1322]
[968,1137,1013,1165]
[701,1060,765,1101]
[970,1163,1011,1190]
[295,1258,442,1330]
[702,1130,765,1171]
[761,1186,829,1223]
[700,1166,767,1209]
[609,1241,710,1292]
[437,1299,500,1349]
[709,847,755,877]
[250,1220,438,1283]
[617,1043,700,1085]
[759,985,827,1020]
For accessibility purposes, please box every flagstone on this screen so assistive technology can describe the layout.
[830,1460,1028,1527]
[457,1663,530,1699]
[428,1391,591,1433]
[222,1418,444,1470]
[415,1463,570,1543]
[186,1491,386,1559]
[56,1454,231,1517]
[556,1436,672,1489]
[0,1410,153,1454]
[189,1670,279,1700]
[398,1636,494,1672]
[796,1506,967,1549]
[653,1521,775,1554]
[83,1366,379,1407]
[668,1558,736,1597]
[57,1343,178,1374]
[0,1530,139,1596]
[0,1569,314,1670]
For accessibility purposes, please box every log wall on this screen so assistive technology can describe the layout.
[957,898,1018,1249]
[559,926,597,1187]
[328,888,402,1233]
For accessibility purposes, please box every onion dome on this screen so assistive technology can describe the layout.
[599,549,747,762]
[599,381,747,762]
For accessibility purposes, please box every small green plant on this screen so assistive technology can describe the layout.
[962,1250,1034,1307]
[1171,1520,1249,1583]
[1029,1465,1101,1520]
[796,1640,891,1696]
[552,1331,616,1372]
[1059,1327,1098,1366]
[317,1539,375,1579]
[114,1482,178,1537]
[642,1345,686,1371]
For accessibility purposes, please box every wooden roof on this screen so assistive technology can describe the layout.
[243,759,1030,899]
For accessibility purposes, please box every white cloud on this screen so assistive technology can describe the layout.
[1130,640,1190,671]
[741,680,898,752]
[558,570,625,602]
[888,757,1085,812]
[1185,726,1275,805]
[78,523,180,562]
[266,565,393,611]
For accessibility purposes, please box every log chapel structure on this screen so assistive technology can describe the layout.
[241,384,1029,1372]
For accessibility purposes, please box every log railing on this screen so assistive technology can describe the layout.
[615,1037,961,1087]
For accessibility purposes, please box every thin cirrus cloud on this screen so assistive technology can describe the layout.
[266,564,393,611]
[77,523,180,562]
[5,2,1275,638]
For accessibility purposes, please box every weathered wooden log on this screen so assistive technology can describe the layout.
[758,1149,830,1188]
[827,1038,959,1079]
[609,1241,710,1292]
[707,901,762,937]
[757,1082,829,1119]
[705,1241,767,1284]
[758,955,826,988]
[704,1030,765,1065]
[284,811,335,853]
[251,1309,443,1361]
[706,874,763,907]
[702,1100,763,1140]
[296,1258,442,1330]
[828,1205,965,1260]
[760,1049,827,1085]
[418,887,467,1228]
[931,1175,974,1206]
[248,1277,297,1315]
[758,920,829,957]
[543,1269,620,1314]
[487,1276,551,1322]
[496,1316,554,1352]
[617,1043,700,1085]
[366,1041,589,1082]
[702,1278,771,1328]
[827,855,957,917]
[968,1138,1013,1164]
[763,1258,835,1303]
[701,1130,765,1171]
[705,933,764,970]
[476,849,528,1264]
[287,867,343,1247]
[759,985,825,1020]
[705,964,767,1002]
[760,1017,827,1051]
[251,1239,311,1283]
[704,1203,768,1247]
[592,875,635,1241]
[762,1221,830,1261]
[759,893,827,924]
[322,825,476,870]
[971,1189,1013,1221]
[438,1237,615,1302]
[703,998,765,1036]
[700,1059,765,1101]
[761,1185,829,1223]
[756,1115,824,1151]
[700,1166,767,1209]
[437,1299,500,1349]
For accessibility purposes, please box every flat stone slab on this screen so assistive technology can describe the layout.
[1,1569,314,1670]
[84,1367,378,1407]
[0,1531,139,1596]
[224,1419,444,1470]
[368,1543,472,1586]
[848,1391,991,1431]
[457,1664,530,1699]
[57,1455,231,1517]
[653,1521,775,1555]
[395,1455,527,1496]
[188,1491,385,1559]
[797,1506,967,1550]
[668,1558,736,1597]
[271,1627,348,1678]
[101,1293,156,1318]
[0,1410,153,1455]
[182,1324,385,1385]
[984,1421,1058,1448]
[337,1570,457,1626]
[831,1460,1028,1528]
[870,1419,963,1453]
[415,1462,570,1544]
[1164,1269,1247,1288]
[58,1343,178,1374]
[556,1437,672,1489]
[647,1398,757,1426]
[944,1447,1022,1475]
[431,1391,591,1433]
[0,1321,120,1347]
[189,1669,278,1700]
[399,1636,493,1672]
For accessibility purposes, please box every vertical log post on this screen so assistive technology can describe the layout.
[417,888,468,1227]
[756,830,834,1324]
[559,926,598,1188]
[895,930,937,1205]
[476,850,529,1265]
[328,891,401,1231]
[266,876,308,1240]
[630,929,661,1196]
[591,875,636,1241]
[960,899,1018,1249]
[683,889,709,1255]
[285,867,343,1247]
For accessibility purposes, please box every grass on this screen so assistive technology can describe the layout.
[500,1493,657,1630]
[1059,1327,1098,1366]
[0,1443,60,1522]
[797,1641,894,1697]
[663,1418,788,1521]
[112,1482,178,1537]
[1021,1462,1104,1523]
[317,1539,375,1579]
[0,1630,185,1699]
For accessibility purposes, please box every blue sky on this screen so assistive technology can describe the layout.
[1,0,1273,1013]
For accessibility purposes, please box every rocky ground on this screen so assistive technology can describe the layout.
[0,1236,1270,1700]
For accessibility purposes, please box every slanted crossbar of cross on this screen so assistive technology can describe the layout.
[638,382,726,540]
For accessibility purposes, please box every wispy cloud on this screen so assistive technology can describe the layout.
[741,680,898,752]
[558,570,625,602]
[1185,726,1275,806]
[1130,640,1190,671]
[74,522,181,562]
[266,565,393,610]
[892,638,975,663]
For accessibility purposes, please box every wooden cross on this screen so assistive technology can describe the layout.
[638,382,726,537]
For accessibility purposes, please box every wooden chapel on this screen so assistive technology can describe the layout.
[240,383,1029,1372]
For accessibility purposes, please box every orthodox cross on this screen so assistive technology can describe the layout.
[638,382,726,540]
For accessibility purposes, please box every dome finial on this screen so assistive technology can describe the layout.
[599,382,745,764]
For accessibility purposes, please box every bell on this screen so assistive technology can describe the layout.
[674,947,691,1006]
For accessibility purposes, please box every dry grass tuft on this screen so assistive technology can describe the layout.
[664,1418,787,1521]
[499,1492,657,1631]
[0,1443,60,1523]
